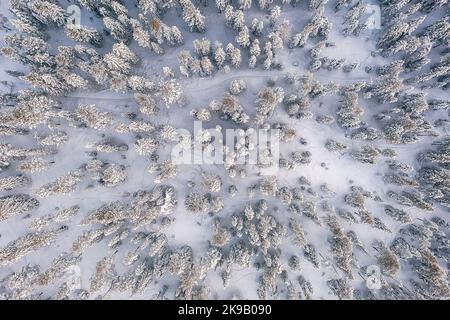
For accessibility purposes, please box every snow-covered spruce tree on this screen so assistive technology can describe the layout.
[103,16,132,42]
[17,157,52,174]
[179,0,206,33]
[409,55,450,86]
[213,41,226,68]
[334,0,352,12]
[191,107,211,121]
[289,6,326,48]
[415,139,450,209]
[256,0,273,11]
[178,50,198,77]
[36,131,68,147]
[325,139,348,155]
[1,32,57,81]
[326,215,354,278]
[100,164,127,187]
[29,0,68,27]
[36,170,84,198]
[249,39,261,69]
[251,18,264,36]
[289,218,307,248]
[225,43,242,68]
[128,185,177,228]
[0,264,44,299]
[387,190,433,211]
[202,173,222,193]
[106,42,139,73]
[364,69,404,104]
[262,41,274,70]
[342,1,366,36]
[8,3,46,39]
[303,243,320,268]
[259,176,278,196]
[147,17,179,46]
[377,14,426,56]
[77,104,114,130]
[0,175,31,192]
[373,240,400,275]
[21,72,71,95]
[128,76,155,93]
[0,194,39,222]
[193,38,211,57]
[37,252,81,288]
[420,0,448,13]
[215,0,228,13]
[409,248,450,299]
[89,255,117,292]
[185,191,209,213]
[0,227,65,266]
[224,6,245,31]
[212,94,250,124]
[149,159,178,183]
[229,79,246,95]
[236,26,250,48]
[88,138,128,153]
[350,145,381,164]
[156,79,183,107]
[132,22,161,52]
[135,136,159,155]
[66,25,103,47]
[255,86,284,125]
[199,56,214,76]
[137,0,158,15]
[30,205,80,231]
[336,88,363,129]
[217,200,286,295]
[404,37,432,72]
[0,0,448,300]
[269,6,281,27]
[420,17,450,44]
[327,278,353,300]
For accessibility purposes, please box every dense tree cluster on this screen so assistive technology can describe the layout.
[0,0,448,300]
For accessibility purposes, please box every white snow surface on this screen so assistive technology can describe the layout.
[0,0,448,300]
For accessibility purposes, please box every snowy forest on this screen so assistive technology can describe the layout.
[0,0,449,300]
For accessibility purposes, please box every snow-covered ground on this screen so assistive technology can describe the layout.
[0,0,449,300]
